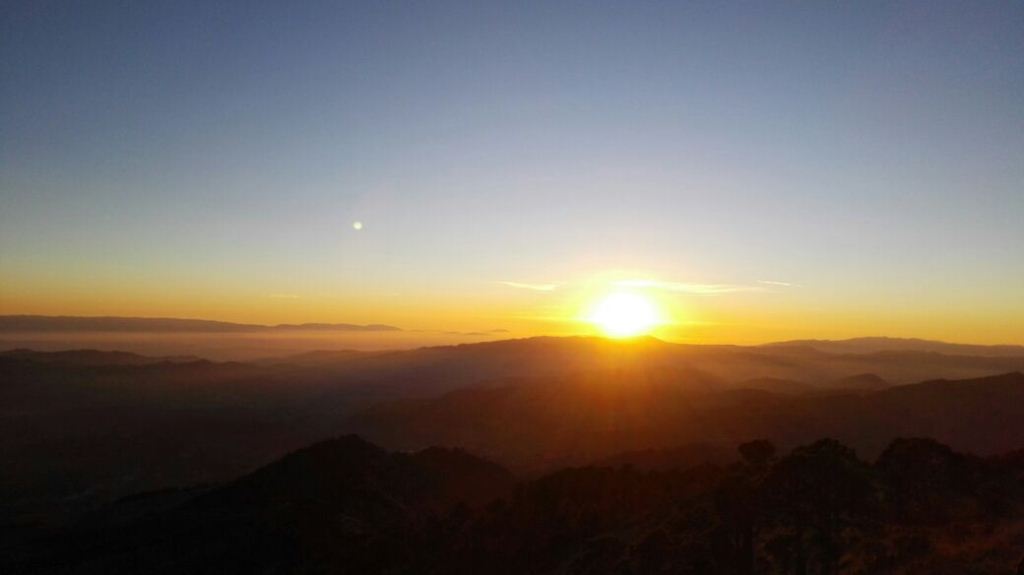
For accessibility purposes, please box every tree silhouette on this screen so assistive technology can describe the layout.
[714,440,776,574]
[763,439,876,575]
[876,437,978,523]
[739,440,776,468]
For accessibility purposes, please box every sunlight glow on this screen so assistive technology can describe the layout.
[588,292,662,338]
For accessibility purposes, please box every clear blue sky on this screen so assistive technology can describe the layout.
[2,1,1023,342]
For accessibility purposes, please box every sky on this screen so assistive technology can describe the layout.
[2,1,1023,345]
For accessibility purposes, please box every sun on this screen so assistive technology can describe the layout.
[588,292,662,338]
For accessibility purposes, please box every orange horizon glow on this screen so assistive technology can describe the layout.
[3,269,1023,348]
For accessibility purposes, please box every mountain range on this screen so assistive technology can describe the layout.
[0,315,400,333]
[348,370,1024,471]
[4,335,1024,545]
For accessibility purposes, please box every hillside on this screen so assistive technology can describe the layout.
[348,372,1024,471]
[6,436,1024,574]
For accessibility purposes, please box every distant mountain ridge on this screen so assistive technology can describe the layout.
[259,335,1024,396]
[0,315,401,333]
[6,316,1023,355]
[764,336,1024,357]
[348,371,1024,470]
[0,348,201,365]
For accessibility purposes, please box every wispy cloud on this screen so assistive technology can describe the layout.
[497,278,792,295]
[498,281,560,291]
[268,293,301,299]
[417,328,510,337]
[758,280,799,288]
[613,279,766,295]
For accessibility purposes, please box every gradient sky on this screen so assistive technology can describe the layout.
[2,1,1023,344]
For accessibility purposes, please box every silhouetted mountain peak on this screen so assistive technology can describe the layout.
[198,435,406,510]
[196,435,512,517]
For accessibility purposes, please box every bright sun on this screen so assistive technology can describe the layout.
[588,292,662,338]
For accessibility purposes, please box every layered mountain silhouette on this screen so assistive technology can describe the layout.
[348,371,1024,471]
[6,435,1024,574]
[4,336,1024,559]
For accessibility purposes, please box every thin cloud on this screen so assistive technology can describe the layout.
[758,280,799,287]
[614,279,766,295]
[498,281,560,291]
[268,293,301,299]
[425,328,509,337]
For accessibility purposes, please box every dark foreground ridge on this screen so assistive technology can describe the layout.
[5,435,1024,574]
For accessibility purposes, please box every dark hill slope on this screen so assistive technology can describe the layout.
[12,436,513,574]
[348,367,728,470]
[348,372,1024,472]
[8,436,1024,574]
